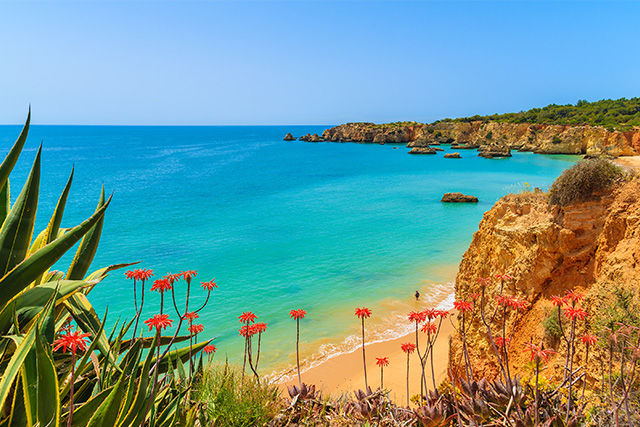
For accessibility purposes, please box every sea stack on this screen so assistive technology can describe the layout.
[441,192,479,203]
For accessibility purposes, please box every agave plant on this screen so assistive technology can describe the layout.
[0,112,211,426]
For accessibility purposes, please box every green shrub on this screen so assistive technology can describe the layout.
[552,135,563,144]
[434,131,442,138]
[548,159,626,206]
[485,130,493,140]
[194,362,282,426]
[542,308,563,340]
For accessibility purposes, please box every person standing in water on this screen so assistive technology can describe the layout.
[415,290,420,301]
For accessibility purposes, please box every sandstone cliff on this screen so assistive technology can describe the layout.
[320,122,640,157]
[451,178,640,383]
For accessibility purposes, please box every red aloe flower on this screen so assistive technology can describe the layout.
[355,307,372,319]
[422,308,437,320]
[164,272,182,285]
[437,310,450,318]
[53,329,91,355]
[181,270,198,284]
[201,279,217,291]
[496,294,515,307]
[477,277,492,287]
[289,309,307,320]
[495,336,511,348]
[144,314,173,332]
[580,333,598,346]
[238,311,257,324]
[188,324,204,335]
[510,298,528,311]
[564,307,588,321]
[495,273,512,281]
[253,322,267,333]
[453,300,473,313]
[550,295,566,307]
[524,342,556,363]
[183,311,200,323]
[239,324,256,337]
[203,344,217,354]
[565,290,585,303]
[401,342,416,354]
[376,357,390,367]
[421,322,437,334]
[408,310,426,323]
[126,268,154,281]
[150,278,172,293]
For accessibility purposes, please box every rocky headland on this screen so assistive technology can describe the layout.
[450,175,640,382]
[297,121,640,158]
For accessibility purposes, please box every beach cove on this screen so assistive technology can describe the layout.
[0,124,579,376]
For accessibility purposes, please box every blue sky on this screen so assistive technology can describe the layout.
[1,1,639,125]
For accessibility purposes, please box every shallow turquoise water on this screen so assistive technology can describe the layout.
[0,125,578,372]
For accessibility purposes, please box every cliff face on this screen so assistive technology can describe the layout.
[452,179,640,381]
[321,122,640,157]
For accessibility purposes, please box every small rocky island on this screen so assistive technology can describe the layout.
[441,192,479,203]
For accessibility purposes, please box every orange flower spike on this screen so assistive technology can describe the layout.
[524,342,556,363]
[238,311,257,324]
[422,308,437,320]
[203,344,217,354]
[164,272,182,286]
[53,329,91,355]
[376,357,390,367]
[201,279,217,291]
[550,295,566,307]
[580,333,598,346]
[183,311,199,323]
[564,307,589,321]
[355,307,372,319]
[150,278,172,293]
[565,290,585,304]
[239,324,256,337]
[495,336,511,347]
[453,300,473,313]
[421,322,437,334]
[289,309,307,320]
[408,311,426,323]
[437,310,450,319]
[253,322,267,333]
[188,324,204,335]
[181,270,198,285]
[401,342,416,354]
[495,273,512,281]
[496,295,514,307]
[144,314,173,332]
[511,298,528,311]
[477,277,492,287]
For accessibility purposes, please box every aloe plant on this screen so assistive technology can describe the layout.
[0,112,209,427]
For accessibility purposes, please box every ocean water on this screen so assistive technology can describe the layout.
[0,125,578,373]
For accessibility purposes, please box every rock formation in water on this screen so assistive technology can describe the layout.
[319,122,640,157]
[441,193,479,203]
[284,133,296,141]
[451,178,640,382]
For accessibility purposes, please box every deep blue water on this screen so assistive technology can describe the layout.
[0,125,578,371]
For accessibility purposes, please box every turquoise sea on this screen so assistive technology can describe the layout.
[0,125,578,374]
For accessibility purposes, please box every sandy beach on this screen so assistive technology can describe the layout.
[614,155,640,170]
[280,309,456,405]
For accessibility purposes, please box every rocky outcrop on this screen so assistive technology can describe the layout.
[478,144,512,158]
[284,133,296,141]
[299,133,323,142]
[444,152,461,159]
[452,179,640,381]
[318,122,640,157]
[408,147,437,155]
[322,123,422,144]
[441,193,478,203]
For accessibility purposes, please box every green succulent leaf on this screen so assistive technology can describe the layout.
[0,182,9,230]
[0,145,41,277]
[0,109,30,193]
[67,186,105,281]
[35,326,60,427]
[0,327,36,412]
[0,194,111,311]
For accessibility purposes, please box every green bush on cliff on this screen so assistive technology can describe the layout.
[548,159,626,206]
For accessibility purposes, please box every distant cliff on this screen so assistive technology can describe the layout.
[319,121,640,157]
[451,178,640,381]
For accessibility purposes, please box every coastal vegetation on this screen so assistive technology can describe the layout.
[548,159,627,206]
[440,97,640,131]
